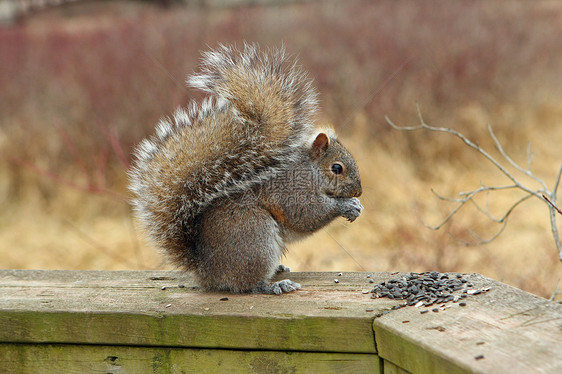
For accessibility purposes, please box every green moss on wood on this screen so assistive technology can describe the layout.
[0,343,380,374]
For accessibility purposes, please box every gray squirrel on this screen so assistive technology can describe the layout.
[129,44,362,294]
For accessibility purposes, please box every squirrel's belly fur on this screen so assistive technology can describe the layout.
[129,43,362,294]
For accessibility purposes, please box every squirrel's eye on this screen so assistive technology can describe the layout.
[330,162,344,175]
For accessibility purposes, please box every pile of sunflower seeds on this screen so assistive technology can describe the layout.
[371,271,490,308]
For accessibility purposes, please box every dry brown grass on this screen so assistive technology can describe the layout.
[1,0,561,299]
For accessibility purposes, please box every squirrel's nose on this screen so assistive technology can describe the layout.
[352,183,362,198]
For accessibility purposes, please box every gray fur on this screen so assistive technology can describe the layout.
[129,44,362,294]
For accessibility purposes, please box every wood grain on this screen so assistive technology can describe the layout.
[1,270,561,373]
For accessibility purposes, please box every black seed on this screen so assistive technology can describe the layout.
[369,272,477,309]
[432,308,439,312]
[474,354,484,360]
[459,302,467,306]
[420,310,429,314]
[220,297,229,301]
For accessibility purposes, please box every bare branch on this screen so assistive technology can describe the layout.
[554,162,562,198]
[444,219,508,247]
[549,207,562,261]
[387,108,562,260]
[387,112,541,199]
[467,221,508,245]
[487,124,547,191]
[543,195,562,215]
[550,163,562,260]
[471,193,534,224]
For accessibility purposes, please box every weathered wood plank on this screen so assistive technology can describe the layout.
[0,270,380,354]
[1,270,561,374]
[383,360,412,374]
[0,343,379,374]
[373,274,562,374]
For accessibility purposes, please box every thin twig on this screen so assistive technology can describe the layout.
[543,195,562,215]
[549,163,562,260]
[472,194,534,224]
[467,220,508,245]
[386,107,543,200]
[553,162,562,198]
[386,107,562,260]
[487,123,547,191]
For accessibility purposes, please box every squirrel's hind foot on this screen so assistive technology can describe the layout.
[253,279,301,295]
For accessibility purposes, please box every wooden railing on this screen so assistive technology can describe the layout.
[0,270,560,373]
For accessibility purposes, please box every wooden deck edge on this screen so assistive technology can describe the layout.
[1,270,561,374]
[0,343,380,373]
[370,274,562,374]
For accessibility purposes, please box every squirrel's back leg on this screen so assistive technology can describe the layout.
[195,197,300,294]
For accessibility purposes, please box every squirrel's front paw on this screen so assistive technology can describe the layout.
[341,197,363,222]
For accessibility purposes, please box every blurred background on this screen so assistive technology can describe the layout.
[1,0,561,299]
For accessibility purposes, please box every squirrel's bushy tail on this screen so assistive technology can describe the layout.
[129,44,318,269]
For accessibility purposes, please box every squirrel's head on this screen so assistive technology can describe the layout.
[309,131,362,199]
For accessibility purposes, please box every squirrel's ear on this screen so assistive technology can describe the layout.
[311,132,330,160]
